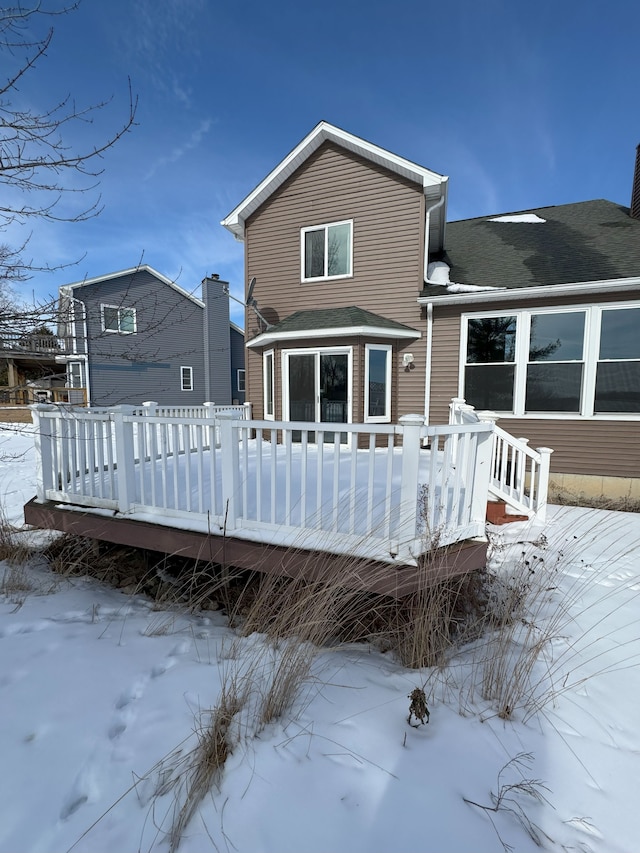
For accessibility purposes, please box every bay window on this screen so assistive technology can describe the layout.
[365,344,392,422]
[462,303,640,417]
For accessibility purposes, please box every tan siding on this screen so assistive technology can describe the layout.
[244,141,427,421]
[428,294,640,478]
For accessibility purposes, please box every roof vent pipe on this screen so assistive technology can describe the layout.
[631,144,640,220]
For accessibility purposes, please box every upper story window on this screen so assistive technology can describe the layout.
[461,303,640,417]
[237,369,246,394]
[101,304,136,334]
[301,220,352,281]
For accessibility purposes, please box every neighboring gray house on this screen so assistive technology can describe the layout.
[57,265,244,407]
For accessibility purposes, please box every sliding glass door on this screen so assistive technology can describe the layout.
[285,349,351,442]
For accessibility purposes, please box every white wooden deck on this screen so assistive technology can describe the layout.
[30,405,500,565]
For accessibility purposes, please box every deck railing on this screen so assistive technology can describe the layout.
[449,398,553,520]
[30,404,494,564]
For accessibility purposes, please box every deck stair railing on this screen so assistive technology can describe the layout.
[449,397,553,521]
[30,404,495,565]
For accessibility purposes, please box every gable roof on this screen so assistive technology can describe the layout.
[60,265,245,336]
[246,306,421,349]
[59,264,206,308]
[222,121,448,248]
[420,199,640,300]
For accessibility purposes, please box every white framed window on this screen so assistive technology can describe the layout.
[181,366,193,391]
[68,361,84,388]
[263,350,274,419]
[364,343,392,422]
[301,220,352,282]
[101,304,136,334]
[460,302,640,418]
[237,368,246,394]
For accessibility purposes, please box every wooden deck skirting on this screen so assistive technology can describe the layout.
[24,498,488,599]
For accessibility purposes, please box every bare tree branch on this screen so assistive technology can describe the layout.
[0,1,138,282]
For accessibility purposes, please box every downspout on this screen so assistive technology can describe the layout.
[422,193,446,424]
[424,302,433,424]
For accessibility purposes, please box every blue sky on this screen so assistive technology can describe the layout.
[4,0,640,327]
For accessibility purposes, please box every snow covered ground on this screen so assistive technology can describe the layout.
[1,421,639,853]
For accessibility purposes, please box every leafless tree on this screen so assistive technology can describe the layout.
[0,1,138,284]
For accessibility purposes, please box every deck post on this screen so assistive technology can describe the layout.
[243,402,252,420]
[535,447,554,522]
[142,401,158,416]
[217,411,239,530]
[396,414,426,556]
[111,406,137,513]
[469,423,495,525]
[31,404,55,501]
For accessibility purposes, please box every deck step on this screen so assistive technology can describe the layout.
[486,500,529,526]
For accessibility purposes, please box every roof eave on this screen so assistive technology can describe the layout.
[222,121,448,242]
[417,276,640,306]
[247,323,422,349]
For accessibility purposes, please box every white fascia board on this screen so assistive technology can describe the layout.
[230,321,245,337]
[222,121,448,241]
[62,265,205,308]
[247,323,421,349]
[417,277,640,307]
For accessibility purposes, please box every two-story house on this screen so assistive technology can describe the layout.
[222,122,640,500]
[57,265,245,407]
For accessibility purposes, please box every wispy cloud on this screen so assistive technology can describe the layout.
[144,119,213,180]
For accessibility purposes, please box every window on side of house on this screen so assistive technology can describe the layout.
[462,304,640,417]
[68,361,84,388]
[364,343,392,422]
[301,220,352,281]
[595,306,640,413]
[525,311,585,413]
[237,369,246,394]
[464,316,517,412]
[181,366,193,392]
[263,350,274,419]
[101,304,136,334]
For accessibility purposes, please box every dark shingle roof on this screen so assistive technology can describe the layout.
[421,199,640,297]
[268,306,419,335]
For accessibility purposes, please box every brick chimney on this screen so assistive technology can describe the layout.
[631,144,640,219]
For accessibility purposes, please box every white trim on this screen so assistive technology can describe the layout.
[237,368,246,394]
[180,366,194,392]
[364,343,392,423]
[459,301,640,418]
[247,323,420,349]
[221,121,448,244]
[301,219,353,282]
[101,304,137,334]
[419,276,640,307]
[263,350,275,420]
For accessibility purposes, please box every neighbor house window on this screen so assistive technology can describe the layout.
[364,344,392,422]
[461,304,640,417]
[237,369,246,394]
[181,366,193,391]
[68,361,84,388]
[263,350,274,419]
[101,304,136,334]
[301,220,352,281]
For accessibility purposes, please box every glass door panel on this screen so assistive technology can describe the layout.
[288,353,316,442]
[320,353,348,443]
